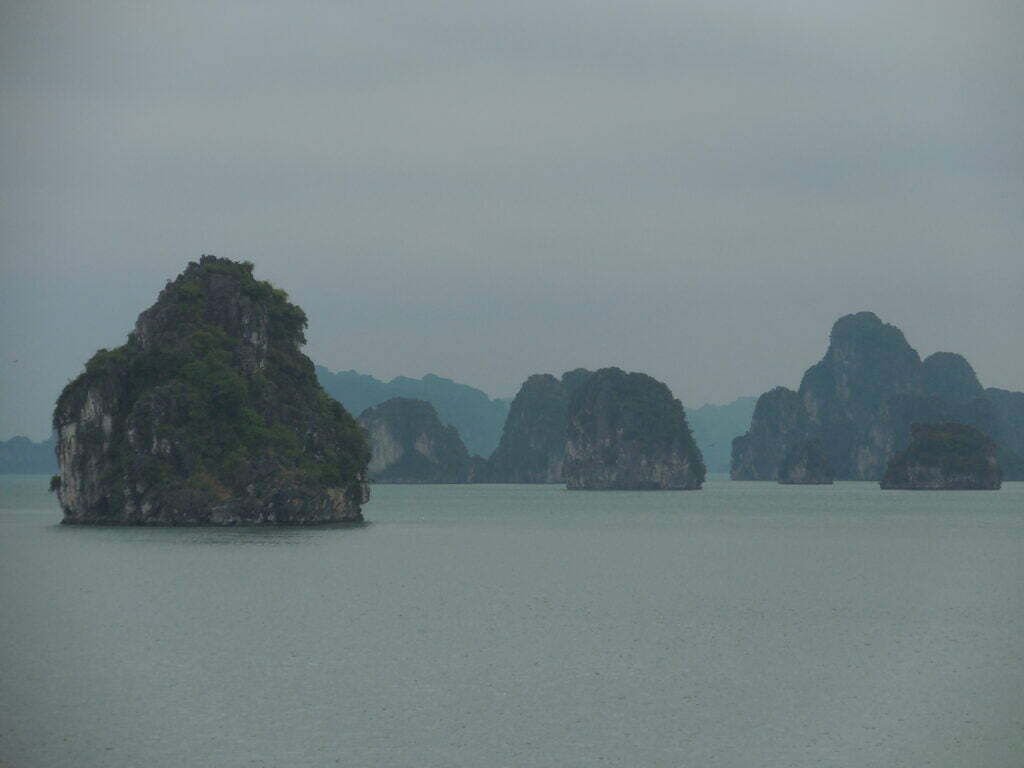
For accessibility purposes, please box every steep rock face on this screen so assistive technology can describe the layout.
[485,370,592,483]
[777,439,833,485]
[880,423,1001,490]
[731,312,1024,481]
[53,256,370,525]
[358,398,471,483]
[798,312,922,479]
[563,368,704,490]
[731,388,809,480]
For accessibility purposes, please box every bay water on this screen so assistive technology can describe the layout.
[1,475,1022,767]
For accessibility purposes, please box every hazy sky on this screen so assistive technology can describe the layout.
[2,0,1022,439]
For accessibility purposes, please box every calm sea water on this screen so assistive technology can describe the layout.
[1,475,1022,768]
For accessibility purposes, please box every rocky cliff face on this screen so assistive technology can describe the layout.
[880,423,1002,490]
[485,370,592,483]
[731,388,808,480]
[53,256,370,524]
[797,312,922,479]
[777,439,833,485]
[563,368,704,490]
[358,398,471,483]
[731,312,1024,481]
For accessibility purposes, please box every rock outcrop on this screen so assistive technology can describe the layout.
[52,256,370,524]
[484,369,592,483]
[732,312,1024,481]
[880,423,1002,490]
[358,397,471,483]
[777,439,833,485]
[563,368,704,490]
[317,367,509,457]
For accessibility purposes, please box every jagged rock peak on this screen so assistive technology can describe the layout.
[802,312,921,412]
[52,255,370,525]
[564,367,704,490]
[358,397,471,483]
[881,423,1002,490]
[921,352,983,402]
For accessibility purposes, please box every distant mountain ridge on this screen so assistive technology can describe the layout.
[687,397,757,473]
[0,435,57,474]
[316,367,509,457]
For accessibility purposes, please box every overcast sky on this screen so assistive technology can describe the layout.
[2,0,1022,439]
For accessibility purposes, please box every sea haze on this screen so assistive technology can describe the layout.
[1,476,1022,767]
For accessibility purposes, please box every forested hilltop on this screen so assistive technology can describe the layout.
[53,256,370,524]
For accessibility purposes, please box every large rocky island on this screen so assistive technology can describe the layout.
[563,368,705,490]
[732,312,1024,481]
[358,397,472,483]
[880,423,1002,490]
[52,256,370,524]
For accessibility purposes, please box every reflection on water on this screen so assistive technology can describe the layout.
[50,520,371,546]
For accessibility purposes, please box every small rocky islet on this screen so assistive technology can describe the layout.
[358,397,474,483]
[881,423,1002,490]
[53,256,370,525]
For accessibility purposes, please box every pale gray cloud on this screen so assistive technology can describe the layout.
[1,0,1022,439]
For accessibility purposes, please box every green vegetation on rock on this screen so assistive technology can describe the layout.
[564,368,705,490]
[53,256,369,524]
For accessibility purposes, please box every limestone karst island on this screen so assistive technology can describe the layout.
[48,264,1023,521]
[52,256,370,525]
